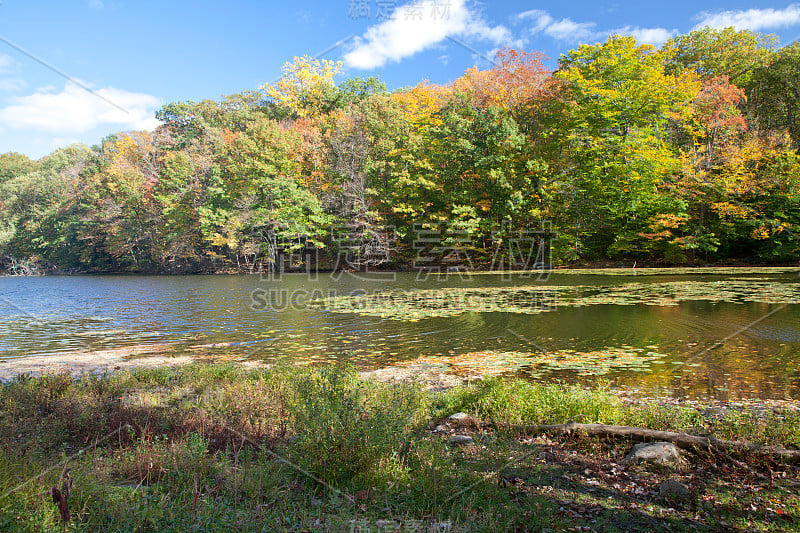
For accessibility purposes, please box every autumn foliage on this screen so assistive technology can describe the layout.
[1,28,798,272]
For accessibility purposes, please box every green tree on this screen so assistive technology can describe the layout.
[553,35,699,259]
[0,145,92,267]
[424,96,528,258]
[750,41,800,148]
[0,152,38,183]
[664,27,777,90]
[207,117,331,269]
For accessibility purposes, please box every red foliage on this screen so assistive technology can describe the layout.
[453,48,551,109]
[694,76,748,135]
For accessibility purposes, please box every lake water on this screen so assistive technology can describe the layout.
[1,269,799,399]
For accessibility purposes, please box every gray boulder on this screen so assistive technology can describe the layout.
[659,479,691,502]
[447,435,474,446]
[623,441,682,465]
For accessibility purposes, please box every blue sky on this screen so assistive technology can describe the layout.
[1,0,799,158]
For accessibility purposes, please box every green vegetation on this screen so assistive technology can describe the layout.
[2,29,799,273]
[1,363,798,531]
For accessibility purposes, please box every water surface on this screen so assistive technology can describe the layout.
[1,270,798,399]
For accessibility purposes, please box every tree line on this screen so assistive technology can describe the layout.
[1,28,798,273]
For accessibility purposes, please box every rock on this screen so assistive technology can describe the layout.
[623,442,682,466]
[433,425,448,432]
[448,412,469,421]
[447,435,474,446]
[659,479,691,502]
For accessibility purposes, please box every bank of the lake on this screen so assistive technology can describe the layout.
[1,363,799,532]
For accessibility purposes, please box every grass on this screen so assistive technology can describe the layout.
[0,363,798,532]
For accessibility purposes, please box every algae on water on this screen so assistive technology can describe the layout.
[385,346,670,379]
[313,280,800,321]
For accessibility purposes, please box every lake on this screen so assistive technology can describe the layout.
[1,268,799,399]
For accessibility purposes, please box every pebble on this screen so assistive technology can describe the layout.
[447,435,474,446]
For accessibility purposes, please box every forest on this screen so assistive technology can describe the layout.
[0,27,798,273]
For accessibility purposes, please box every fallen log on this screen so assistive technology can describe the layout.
[479,420,800,462]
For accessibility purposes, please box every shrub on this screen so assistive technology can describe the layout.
[289,364,426,487]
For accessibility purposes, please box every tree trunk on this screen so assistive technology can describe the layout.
[480,421,800,462]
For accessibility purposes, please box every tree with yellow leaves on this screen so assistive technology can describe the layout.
[261,56,342,117]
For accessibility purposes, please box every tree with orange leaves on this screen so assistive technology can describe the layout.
[690,76,748,170]
[453,48,551,113]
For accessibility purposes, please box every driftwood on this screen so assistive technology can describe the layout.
[478,421,800,462]
[3,255,42,276]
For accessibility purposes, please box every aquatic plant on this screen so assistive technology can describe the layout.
[313,280,800,321]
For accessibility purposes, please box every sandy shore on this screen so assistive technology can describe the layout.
[0,345,198,382]
[0,346,458,388]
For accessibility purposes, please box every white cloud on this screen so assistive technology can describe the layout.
[545,19,597,41]
[0,54,15,73]
[610,26,677,47]
[89,0,104,9]
[517,10,552,32]
[519,9,674,46]
[0,82,161,134]
[48,137,82,149]
[517,9,596,41]
[344,0,513,69]
[694,4,800,31]
[0,79,26,92]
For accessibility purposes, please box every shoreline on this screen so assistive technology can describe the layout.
[2,264,799,277]
[2,353,799,415]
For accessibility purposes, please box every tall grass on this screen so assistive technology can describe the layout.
[290,365,428,487]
